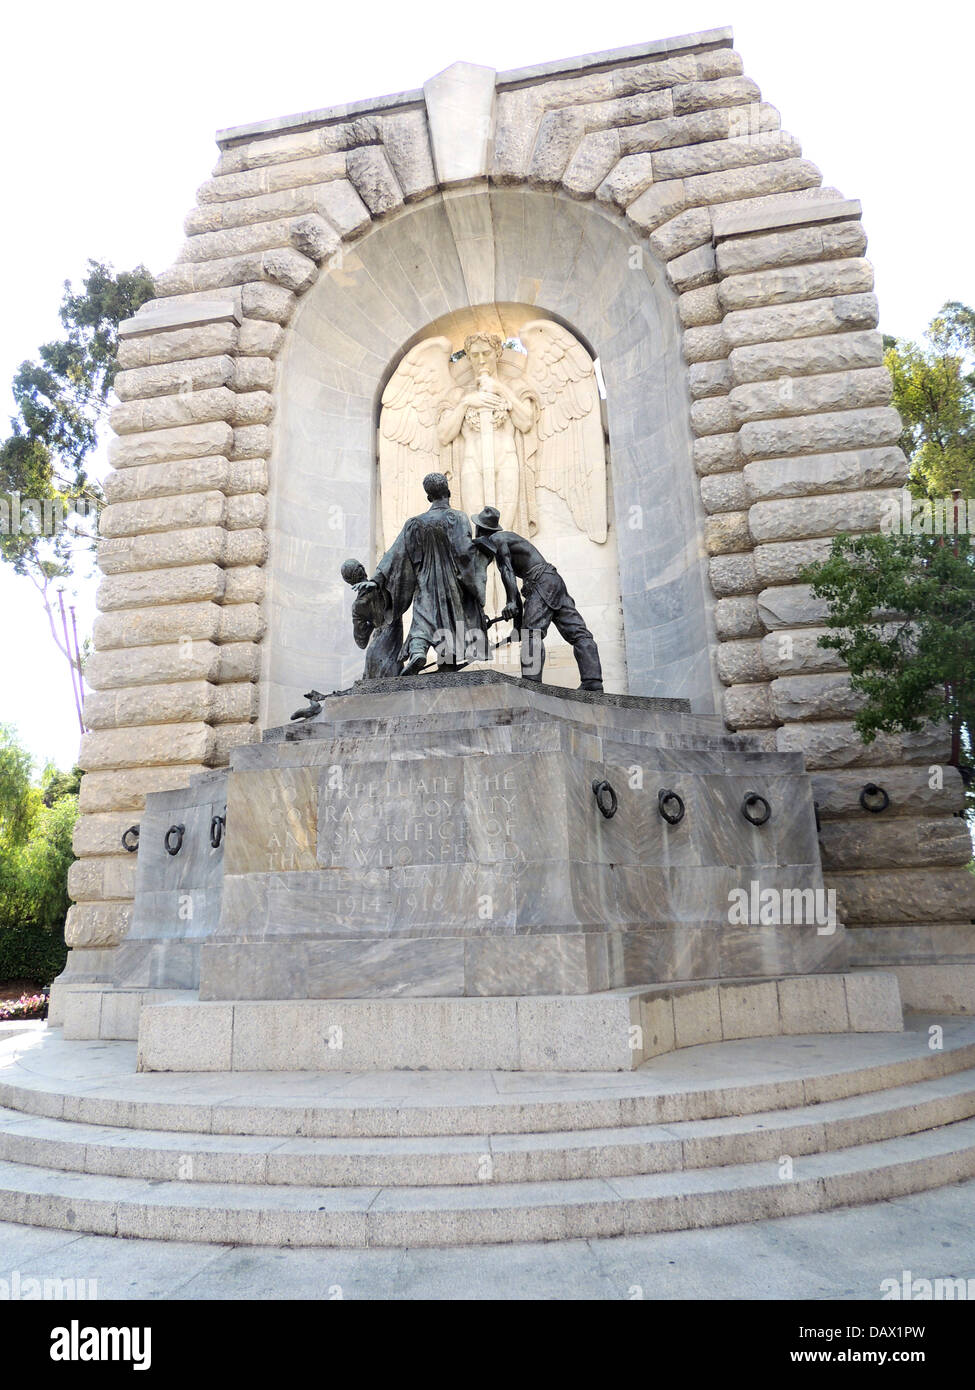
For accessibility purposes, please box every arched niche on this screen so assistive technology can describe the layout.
[262,185,719,727]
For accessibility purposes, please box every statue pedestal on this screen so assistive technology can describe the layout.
[76,670,875,1071]
[212,673,844,997]
[123,672,844,1000]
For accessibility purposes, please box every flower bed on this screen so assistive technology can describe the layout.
[0,991,48,1021]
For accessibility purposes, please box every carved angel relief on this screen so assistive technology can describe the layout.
[378,320,607,554]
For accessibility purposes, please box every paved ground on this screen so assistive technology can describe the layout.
[1,1179,973,1300]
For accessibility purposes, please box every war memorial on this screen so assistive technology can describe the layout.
[1,26,974,1249]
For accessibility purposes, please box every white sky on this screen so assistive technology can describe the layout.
[1,0,972,771]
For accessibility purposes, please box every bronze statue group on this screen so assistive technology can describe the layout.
[342,472,603,692]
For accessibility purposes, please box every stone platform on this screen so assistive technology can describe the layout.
[135,972,902,1073]
[81,672,846,1021]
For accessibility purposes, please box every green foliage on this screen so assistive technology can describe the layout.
[0,260,154,714]
[39,763,82,808]
[0,728,77,980]
[884,301,975,500]
[802,531,975,778]
[0,932,66,990]
[0,723,35,846]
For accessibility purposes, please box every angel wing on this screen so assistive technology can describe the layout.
[378,336,456,551]
[520,319,607,544]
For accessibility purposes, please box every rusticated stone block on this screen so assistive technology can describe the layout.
[108,421,233,470]
[73,811,146,858]
[709,552,759,596]
[117,321,238,369]
[739,407,903,460]
[730,367,892,424]
[346,146,403,216]
[743,446,906,501]
[67,855,137,902]
[93,601,263,651]
[757,584,829,629]
[97,564,225,613]
[65,902,133,949]
[596,151,655,208]
[379,109,438,201]
[649,207,713,263]
[770,672,864,722]
[714,595,763,639]
[114,356,236,402]
[753,538,833,585]
[716,220,867,277]
[830,869,975,925]
[240,282,296,324]
[705,510,751,554]
[653,130,799,182]
[730,331,885,386]
[722,682,774,729]
[701,473,748,514]
[682,324,729,363]
[225,494,268,530]
[104,456,230,505]
[820,817,973,872]
[98,526,264,575]
[760,628,846,677]
[724,293,879,349]
[688,360,733,400]
[237,320,284,359]
[693,432,743,475]
[719,258,874,313]
[811,766,967,820]
[748,488,903,542]
[679,286,723,327]
[716,639,768,685]
[233,357,275,391]
[99,492,227,539]
[80,723,215,771]
[672,75,761,115]
[154,248,317,298]
[87,641,222,690]
[209,723,261,764]
[195,152,348,204]
[691,396,735,436]
[776,719,951,770]
[85,681,216,729]
[232,424,271,460]
[222,566,266,604]
[79,766,205,815]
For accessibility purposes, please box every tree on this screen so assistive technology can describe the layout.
[0,723,35,846]
[1,260,155,729]
[803,532,973,772]
[801,302,975,811]
[0,726,78,936]
[884,300,975,500]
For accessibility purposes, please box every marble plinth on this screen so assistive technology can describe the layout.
[135,973,902,1072]
[117,673,845,1001]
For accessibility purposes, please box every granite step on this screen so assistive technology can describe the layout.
[2,1066,975,1187]
[0,1116,974,1246]
[3,1023,974,1138]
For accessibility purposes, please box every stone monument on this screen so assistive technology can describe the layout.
[51,26,975,1057]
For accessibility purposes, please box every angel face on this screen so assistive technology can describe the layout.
[465,335,501,378]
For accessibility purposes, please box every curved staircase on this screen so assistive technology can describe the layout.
[1,1017,975,1246]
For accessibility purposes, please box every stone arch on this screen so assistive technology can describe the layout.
[264,184,718,726]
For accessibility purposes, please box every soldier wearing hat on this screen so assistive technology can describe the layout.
[471,506,603,692]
